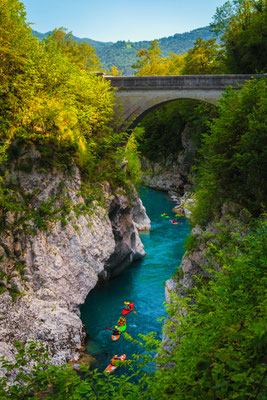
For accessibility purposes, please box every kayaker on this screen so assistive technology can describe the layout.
[110,355,120,366]
[124,302,131,311]
[112,326,121,336]
[118,317,126,327]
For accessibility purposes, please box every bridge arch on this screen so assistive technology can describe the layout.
[104,74,263,126]
[126,97,216,130]
[116,93,218,129]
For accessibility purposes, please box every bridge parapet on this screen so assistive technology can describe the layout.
[104,74,265,91]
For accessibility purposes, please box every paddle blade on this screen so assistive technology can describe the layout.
[105,327,111,330]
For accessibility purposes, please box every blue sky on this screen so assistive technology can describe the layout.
[22,0,226,42]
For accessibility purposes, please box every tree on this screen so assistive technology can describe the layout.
[48,27,102,71]
[132,40,187,76]
[211,0,267,73]
[163,52,186,75]
[0,0,127,192]
[191,77,267,226]
[132,40,168,75]
[181,38,224,75]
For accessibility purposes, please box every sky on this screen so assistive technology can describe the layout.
[22,0,227,43]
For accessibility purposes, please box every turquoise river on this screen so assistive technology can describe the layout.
[80,187,191,371]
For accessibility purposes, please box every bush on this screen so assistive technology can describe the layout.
[191,78,267,227]
[152,218,267,399]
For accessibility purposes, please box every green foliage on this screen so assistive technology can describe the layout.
[211,0,267,73]
[33,26,216,76]
[0,0,139,301]
[132,40,187,76]
[184,232,202,254]
[1,220,266,399]
[152,218,267,399]
[191,78,267,226]
[132,40,166,76]
[123,127,143,186]
[137,99,217,163]
[96,27,215,75]
[181,38,224,74]
[47,27,102,71]
[0,0,127,191]
[131,1,266,77]
[0,334,158,399]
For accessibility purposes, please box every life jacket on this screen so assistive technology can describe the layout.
[118,317,126,326]
[111,356,120,365]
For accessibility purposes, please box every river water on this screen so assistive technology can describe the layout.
[80,186,190,371]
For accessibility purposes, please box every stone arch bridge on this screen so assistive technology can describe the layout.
[103,74,263,125]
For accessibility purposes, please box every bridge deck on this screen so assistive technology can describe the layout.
[104,74,265,90]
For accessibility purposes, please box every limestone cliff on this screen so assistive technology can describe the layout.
[141,122,197,202]
[0,150,150,367]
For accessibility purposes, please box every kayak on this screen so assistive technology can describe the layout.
[118,323,127,332]
[122,302,134,315]
[111,334,121,341]
[104,354,126,373]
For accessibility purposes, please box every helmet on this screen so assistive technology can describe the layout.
[115,325,118,329]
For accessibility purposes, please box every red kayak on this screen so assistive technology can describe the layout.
[122,302,134,315]
[104,354,126,373]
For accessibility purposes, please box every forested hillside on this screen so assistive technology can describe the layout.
[33,26,215,75]
[32,29,113,48]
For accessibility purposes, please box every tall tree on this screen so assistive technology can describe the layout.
[132,40,167,75]
[181,38,224,75]
[48,27,102,71]
[211,0,267,73]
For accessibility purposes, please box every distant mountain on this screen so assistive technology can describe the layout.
[32,26,215,75]
[31,30,113,48]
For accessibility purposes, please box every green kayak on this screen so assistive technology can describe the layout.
[119,324,127,332]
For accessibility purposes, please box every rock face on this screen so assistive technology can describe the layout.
[132,195,151,232]
[141,122,198,200]
[0,150,149,367]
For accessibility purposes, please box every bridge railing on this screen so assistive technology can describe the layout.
[103,74,266,90]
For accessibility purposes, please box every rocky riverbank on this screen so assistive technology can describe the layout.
[140,122,198,215]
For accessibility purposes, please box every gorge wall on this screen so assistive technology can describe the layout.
[140,121,197,213]
[0,147,150,369]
